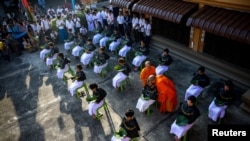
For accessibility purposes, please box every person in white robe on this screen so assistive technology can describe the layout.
[68,64,86,96]
[208,80,234,122]
[170,96,200,141]
[136,75,158,113]
[80,38,96,66]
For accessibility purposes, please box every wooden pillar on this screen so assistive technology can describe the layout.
[188,3,205,52]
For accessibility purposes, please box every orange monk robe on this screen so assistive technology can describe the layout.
[156,75,178,113]
[140,66,156,86]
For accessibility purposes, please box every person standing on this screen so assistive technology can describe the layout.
[170,96,200,141]
[144,19,151,47]
[56,14,68,43]
[117,11,125,36]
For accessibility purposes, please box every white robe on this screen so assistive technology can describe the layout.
[94,61,108,74]
[136,98,155,112]
[132,55,147,67]
[64,41,74,50]
[93,33,103,44]
[170,120,194,139]
[80,51,94,65]
[88,100,104,116]
[109,40,121,52]
[69,80,84,96]
[155,65,169,75]
[86,14,95,32]
[46,53,58,66]
[99,36,109,47]
[208,99,228,122]
[111,136,130,141]
[184,84,204,101]
[118,45,131,57]
[40,49,50,59]
[72,45,83,57]
[112,72,127,88]
[57,65,69,79]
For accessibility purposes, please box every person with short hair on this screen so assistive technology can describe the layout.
[80,38,96,66]
[170,95,200,141]
[56,53,70,78]
[93,47,110,75]
[136,75,158,113]
[111,109,140,141]
[155,48,173,75]
[46,42,59,69]
[184,66,210,101]
[40,36,51,61]
[64,28,75,51]
[68,64,86,96]
[112,58,131,91]
[87,83,107,119]
[72,33,85,59]
[208,80,234,122]
[132,40,149,71]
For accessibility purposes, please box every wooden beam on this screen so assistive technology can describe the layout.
[184,0,250,12]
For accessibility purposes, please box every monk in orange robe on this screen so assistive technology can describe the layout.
[156,74,178,114]
[140,61,156,86]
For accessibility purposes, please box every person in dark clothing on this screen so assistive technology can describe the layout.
[184,66,210,101]
[87,83,107,119]
[170,96,200,141]
[208,80,234,122]
[93,47,110,75]
[56,52,71,79]
[46,42,59,69]
[68,64,86,96]
[80,38,97,66]
[155,48,173,75]
[112,57,131,91]
[132,40,149,70]
[118,109,140,140]
[136,75,158,113]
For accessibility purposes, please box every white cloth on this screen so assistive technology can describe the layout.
[170,120,194,139]
[64,41,74,50]
[109,40,121,52]
[208,100,228,122]
[80,51,94,65]
[111,136,130,141]
[145,24,151,36]
[118,45,131,57]
[184,84,204,101]
[94,61,108,74]
[155,65,169,75]
[99,36,109,47]
[86,14,95,31]
[93,33,103,44]
[132,55,147,67]
[40,49,50,59]
[136,98,155,112]
[72,46,83,57]
[112,72,127,88]
[88,100,104,116]
[57,65,69,79]
[46,53,58,66]
[69,80,84,96]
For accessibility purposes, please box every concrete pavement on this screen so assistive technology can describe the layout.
[0,38,250,141]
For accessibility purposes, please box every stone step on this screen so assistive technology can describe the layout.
[150,35,250,90]
[241,89,250,104]
[240,103,250,113]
